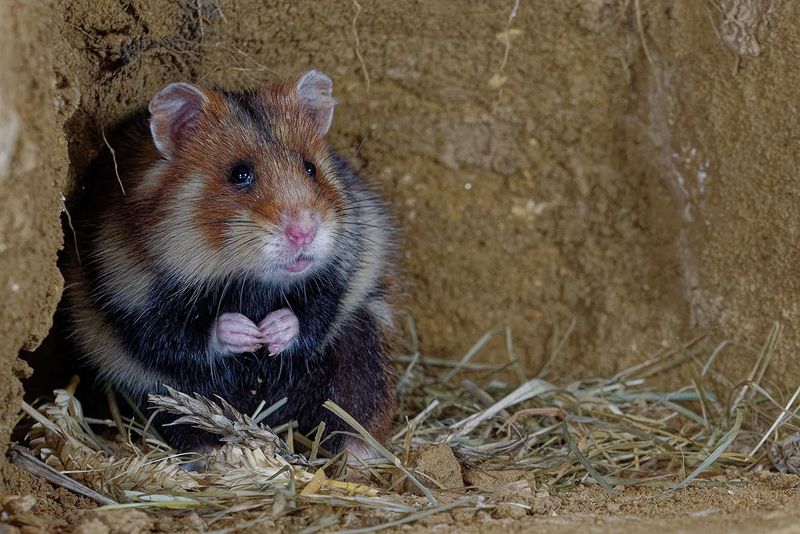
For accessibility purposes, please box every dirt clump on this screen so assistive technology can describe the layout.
[463,467,538,493]
[408,443,464,491]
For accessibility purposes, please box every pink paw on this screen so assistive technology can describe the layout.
[258,308,299,355]
[210,312,264,354]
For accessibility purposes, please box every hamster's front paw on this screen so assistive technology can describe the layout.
[210,312,265,354]
[258,308,299,355]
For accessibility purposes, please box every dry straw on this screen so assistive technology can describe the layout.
[18,320,800,531]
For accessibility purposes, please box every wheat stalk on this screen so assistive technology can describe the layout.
[148,386,308,465]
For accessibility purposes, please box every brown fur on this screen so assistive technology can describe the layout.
[67,72,400,451]
[127,80,345,278]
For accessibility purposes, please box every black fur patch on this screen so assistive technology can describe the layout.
[226,90,273,142]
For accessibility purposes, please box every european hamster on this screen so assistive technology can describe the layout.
[64,71,398,456]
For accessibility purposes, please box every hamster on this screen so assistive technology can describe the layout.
[64,70,398,456]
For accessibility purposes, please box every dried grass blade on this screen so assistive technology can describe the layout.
[323,400,437,505]
[8,445,116,505]
[733,323,779,410]
[447,378,553,440]
[669,408,744,491]
[302,494,416,513]
[442,329,494,382]
[300,469,327,496]
[561,422,619,496]
[391,399,440,443]
[660,399,706,427]
[253,397,288,424]
[249,400,266,420]
[398,309,420,353]
[119,390,166,443]
[687,363,711,431]
[397,350,420,393]
[746,382,800,422]
[394,355,501,371]
[105,388,126,440]
[310,422,326,461]
[537,318,576,378]
[506,326,527,383]
[752,324,781,390]
[20,400,65,438]
[749,384,800,457]
[701,340,732,376]
[99,500,201,510]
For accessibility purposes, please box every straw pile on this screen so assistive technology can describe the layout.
[16,319,800,531]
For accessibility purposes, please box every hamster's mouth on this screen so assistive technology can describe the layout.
[283,255,313,274]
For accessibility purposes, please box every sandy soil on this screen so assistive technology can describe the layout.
[3,465,800,533]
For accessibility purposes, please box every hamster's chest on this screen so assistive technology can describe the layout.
[175,274,288,326]
[208,281,281,320]
[220,346,331,415]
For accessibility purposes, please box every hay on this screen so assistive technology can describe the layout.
[17,320,800,531]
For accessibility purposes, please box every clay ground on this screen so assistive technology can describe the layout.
[3,0,800,532]
[4,465,800,533]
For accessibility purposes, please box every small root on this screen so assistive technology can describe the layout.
[351,0,370,91]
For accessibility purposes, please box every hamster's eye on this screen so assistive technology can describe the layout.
[229,162,255,189]
[303,159,317,179]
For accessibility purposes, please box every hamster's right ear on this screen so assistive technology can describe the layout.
[149,83,210,158]
[295,70,336,135]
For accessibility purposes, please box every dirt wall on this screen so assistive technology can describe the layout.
[1,0,798,467]
[0,0,69,462]
[635,0,800,382]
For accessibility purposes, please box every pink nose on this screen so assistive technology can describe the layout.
[285,220,318,246]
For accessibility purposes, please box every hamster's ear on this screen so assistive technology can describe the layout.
[149,82,210,158]
[295,70,336,135]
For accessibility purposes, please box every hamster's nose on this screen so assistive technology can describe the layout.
[285,216,318,247]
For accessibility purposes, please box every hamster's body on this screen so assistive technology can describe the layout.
[65,71,398,453]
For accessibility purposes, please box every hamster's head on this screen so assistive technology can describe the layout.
[142,71,348,285]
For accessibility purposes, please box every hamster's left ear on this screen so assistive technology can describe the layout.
[295,70,336,135]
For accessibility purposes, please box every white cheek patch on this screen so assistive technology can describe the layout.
[311,222,335,261]
[134,161,169,197]
[92,222,154,312]
[258,233,288,275]
[218,213,273,275]
[149,176,223,283]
